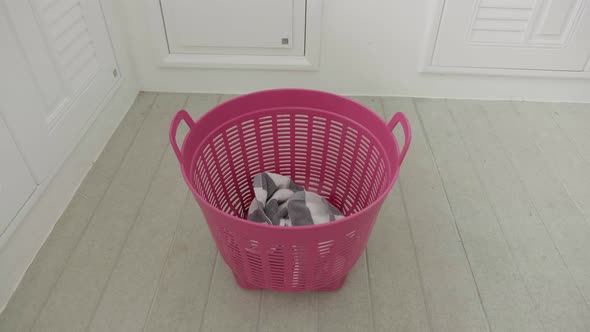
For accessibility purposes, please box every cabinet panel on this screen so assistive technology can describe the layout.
[0,118,36,234]
[160,0,306,56]
[0,0,119,182]
[432,0,590,70]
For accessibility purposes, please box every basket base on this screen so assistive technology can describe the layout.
[233,273,348,292]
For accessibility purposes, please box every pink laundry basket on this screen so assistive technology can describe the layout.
[169,89,411,292]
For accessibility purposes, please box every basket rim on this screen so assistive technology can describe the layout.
[179,88,403,231]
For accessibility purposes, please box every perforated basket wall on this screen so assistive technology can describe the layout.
[194,112,388,218]
[170,89,410,291]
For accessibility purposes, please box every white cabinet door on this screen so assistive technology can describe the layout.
[0,0,119,182]
[433,0,590,70]
[160,0,306,56]
[0,118,36,234]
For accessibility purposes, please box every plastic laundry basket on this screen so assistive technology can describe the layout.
[169,89,411,292]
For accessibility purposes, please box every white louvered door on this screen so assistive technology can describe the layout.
[0,0,118,182]
[432,0,590,70]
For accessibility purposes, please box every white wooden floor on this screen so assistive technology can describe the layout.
[2,92,590,332]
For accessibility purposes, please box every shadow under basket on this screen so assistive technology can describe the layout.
[170,89,411,292]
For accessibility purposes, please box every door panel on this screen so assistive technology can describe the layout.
[433,0,590,70]
[160,0,306,56]
[0,0,119,182]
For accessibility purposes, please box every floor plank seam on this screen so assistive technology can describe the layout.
[532,140,590,228]
[197,251,218,332]
[549,108,590,168]
[314,292,319,332]
[508,102,559,179]
[255,288,263,332]
[398,180,434,332]
[80,92,190,330]
[447,102,547,331]
[513,105,590,228]
[545,107,590,224]
[140,193,191,332]
[482,107,590,311]
[377,97,387,119]
[364,250,377,332]
[27,93,159,331]
[83,136,174,332]
[414,99,493,332]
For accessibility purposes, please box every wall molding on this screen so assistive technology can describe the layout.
[146,0,323,70]
[420,64,590,79]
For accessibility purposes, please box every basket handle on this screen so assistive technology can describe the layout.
[387,112,411,165]
[169,110,195,162]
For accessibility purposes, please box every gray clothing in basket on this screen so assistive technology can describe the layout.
[247,172,344,226]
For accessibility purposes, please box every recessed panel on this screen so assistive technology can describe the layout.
[161,0,306,56]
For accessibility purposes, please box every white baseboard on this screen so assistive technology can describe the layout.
[0,77,139,312]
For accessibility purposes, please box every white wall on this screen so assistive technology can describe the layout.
[120,0,590,103]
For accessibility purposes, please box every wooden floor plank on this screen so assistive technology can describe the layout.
[199,257,262,332]
[86,147,188,332]
[136,94,221,332]
[348,96,385,118]
[142,196,217,332]
[518,102,590,220]
[383,97,489,332]
[0,92,157,332]
[258,292,317,332]
[317,253,374,332]
[551,103,590,163]
[219,94,240,103]
[483,101,590,315]
[450,99,590,331]
[89,95,219,332]
[367,184,431,332]
[418,98,542,332]
[4,94,590,332]
[30,93,189,332]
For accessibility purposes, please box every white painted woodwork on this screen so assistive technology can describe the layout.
[432,0,590,70]
[160,0,306,56]
[0,119,36,235]
[0,0,119,182]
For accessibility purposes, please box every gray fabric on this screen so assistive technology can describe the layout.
[247,172,344,226]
